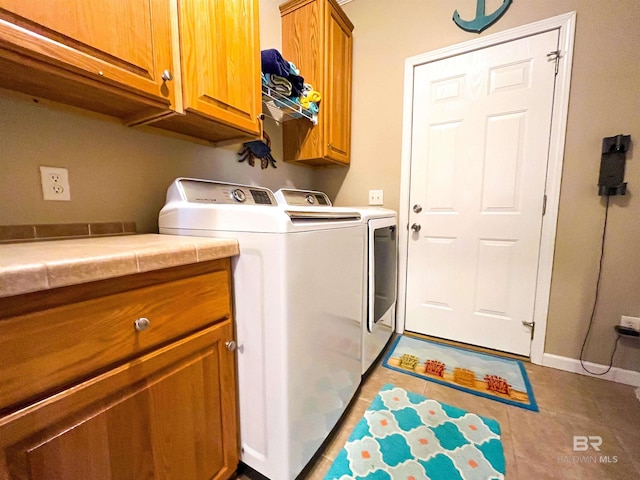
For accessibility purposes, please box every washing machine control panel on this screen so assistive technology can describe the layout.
[275,189,332,207]
[178,179,277,205]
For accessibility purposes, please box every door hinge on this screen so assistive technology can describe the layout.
[547,50,560,75]
[542,194,547,216]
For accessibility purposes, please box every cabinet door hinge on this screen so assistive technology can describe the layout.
[547,50,560,75]
[542,194,547,216]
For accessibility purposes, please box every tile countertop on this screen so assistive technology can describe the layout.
[0,234,239,299]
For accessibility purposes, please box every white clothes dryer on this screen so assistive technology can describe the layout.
[159,179,365,480]
[275,189,397,376]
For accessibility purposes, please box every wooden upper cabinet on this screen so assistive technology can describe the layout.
[280,0,353,167]
[0,0,176,120]
[0,0,262,145]
[324,6,352,164]
[146,0,262,143]
[184,0,261,136]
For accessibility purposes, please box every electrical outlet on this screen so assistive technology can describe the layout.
[620,315,640,332]
[40,166,71,201]
[369,189,383,206]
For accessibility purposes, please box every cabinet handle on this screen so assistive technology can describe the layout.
[134,317,151,332]
[161,70,173,82]
[225,341,237,351]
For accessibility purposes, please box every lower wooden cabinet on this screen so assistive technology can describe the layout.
[0,261,239,480]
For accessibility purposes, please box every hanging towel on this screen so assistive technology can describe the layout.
[261,49,290,77]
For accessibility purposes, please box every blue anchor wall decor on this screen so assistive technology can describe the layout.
[453,0,513,33]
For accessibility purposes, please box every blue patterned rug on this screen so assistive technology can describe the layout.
[383,335,538,411]
[324,384,505,480]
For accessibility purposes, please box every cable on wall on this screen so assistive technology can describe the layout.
[579,195,621,375]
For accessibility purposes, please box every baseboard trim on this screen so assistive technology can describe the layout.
[542,353,640,387]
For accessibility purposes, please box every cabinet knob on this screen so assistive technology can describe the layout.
[134,317,151,332]
[161,70,173,82]
[225,341,237,351]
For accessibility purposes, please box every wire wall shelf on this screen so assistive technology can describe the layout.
[261,85,317,125]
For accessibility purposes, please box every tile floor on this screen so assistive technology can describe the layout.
[238,350,640,480]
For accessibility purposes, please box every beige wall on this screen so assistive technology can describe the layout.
[0,92,315,233]
[314,0,640,370]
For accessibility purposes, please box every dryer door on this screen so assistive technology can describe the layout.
[368,217,398,333]
[364,216,397,374]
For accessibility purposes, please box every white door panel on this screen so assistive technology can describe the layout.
[405,30,559,356]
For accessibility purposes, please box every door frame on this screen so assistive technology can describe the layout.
[397,12,576,365]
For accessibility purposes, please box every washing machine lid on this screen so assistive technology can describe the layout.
[159,179,363,233]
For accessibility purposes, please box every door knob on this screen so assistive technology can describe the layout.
[411,223,422,232]
[413,204,422,213]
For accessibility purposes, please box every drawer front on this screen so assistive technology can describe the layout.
[0,267,232,412]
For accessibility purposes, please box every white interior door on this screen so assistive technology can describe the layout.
[404,30,559,356]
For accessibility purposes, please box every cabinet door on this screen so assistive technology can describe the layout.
[281,0,325,164]
[324,5,352,164]
[0,322,238,480]
[280,0,353,166]
[0,0,176,109]
[177,0,261,135]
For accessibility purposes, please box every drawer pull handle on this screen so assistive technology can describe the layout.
[134,317,151,332]
[225,341,236,351]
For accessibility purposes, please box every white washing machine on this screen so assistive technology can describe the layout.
[275,189,397,375]
[159,179,365,480]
